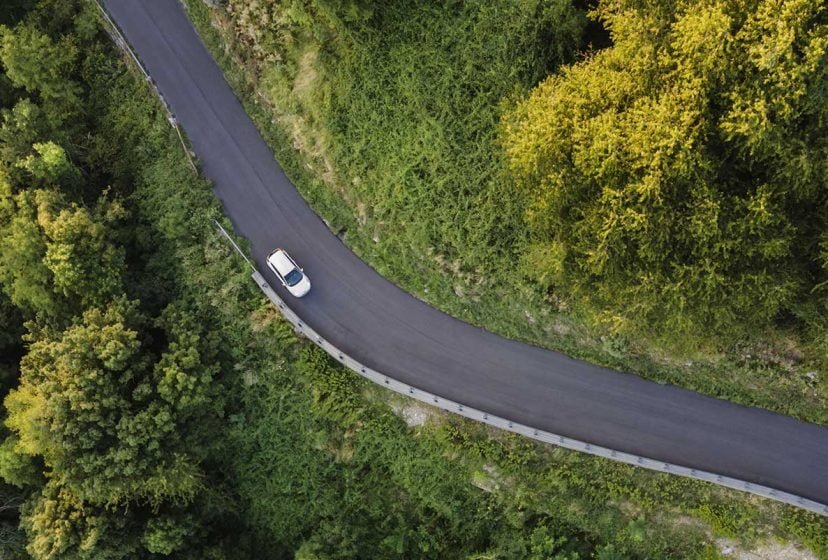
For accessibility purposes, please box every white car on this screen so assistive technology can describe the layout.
[266,248,311,297]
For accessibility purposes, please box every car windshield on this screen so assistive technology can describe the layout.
[284,268,303,287]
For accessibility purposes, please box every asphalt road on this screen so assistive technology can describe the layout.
[103,0,828,506]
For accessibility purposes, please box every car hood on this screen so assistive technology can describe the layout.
[291,274,311,297]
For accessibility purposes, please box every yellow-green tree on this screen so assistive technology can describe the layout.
[5,301,213,506]
[21,480,141,560]
[0,185,125,316]
[0,22,81,116]
[504,0,827,339]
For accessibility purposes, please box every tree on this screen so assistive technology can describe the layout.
[0,435,38,489]
[503,0,828,340]
[0,100,50,170]
[5,300,214,506]
[17,141,81,192]
[36,189,125,309]
[141,515,196,556]
[0,185,125,317]
[0,23,81,113]
[21,480,141,560]
[0,184,55,316]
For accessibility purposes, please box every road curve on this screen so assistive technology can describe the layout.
[103,0,828,508]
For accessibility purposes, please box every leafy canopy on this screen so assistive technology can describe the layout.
[504,0,828,339]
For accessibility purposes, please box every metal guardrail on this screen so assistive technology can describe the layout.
[95,0,827,517]
[92,0,199,174]
[251,270,828,517]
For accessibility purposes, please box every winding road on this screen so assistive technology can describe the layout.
[102,0,828,512]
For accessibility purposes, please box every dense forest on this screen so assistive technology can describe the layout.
[0,0,242,556]
[0,0,826,558]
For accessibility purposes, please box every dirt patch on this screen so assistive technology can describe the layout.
[546,320,573,337]
[242,370,259,386]
[471,464,503,493]
[717,539,818,560]
[293,48,319,99]
[249,306,278,332]
[389,401,432,428]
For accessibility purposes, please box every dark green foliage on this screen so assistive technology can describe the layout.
[21,480,141,560]
[6,301,213,505]
[0,435,38,490]
[0,0,33,27]
[0,21,82,125]
[0,100,50,173]
[0,290,24,385]
[141,515,198,555]
[0,482,29,560]
[328,0,583,263]
[0,1,234,557]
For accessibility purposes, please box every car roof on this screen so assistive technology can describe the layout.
[267,249,297,276]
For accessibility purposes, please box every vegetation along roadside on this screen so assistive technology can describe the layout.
[183,0,828,427]
[0,0,824,558]
[182,0,826,556]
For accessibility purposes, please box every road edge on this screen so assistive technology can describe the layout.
[253,270,828,517]
[92,0,828,517]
